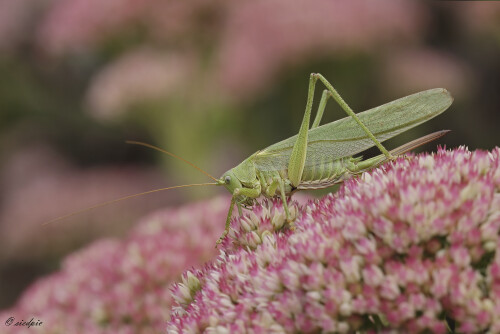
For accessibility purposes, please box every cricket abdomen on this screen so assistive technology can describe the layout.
[297,156,362,190]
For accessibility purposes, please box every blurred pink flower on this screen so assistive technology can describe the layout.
[0,0,52,52]
[215,0,427,99]
[169,147,500,333]
[36,0,429,103]
[0,0,29,51]
[86,48,195,119]
[144,0,226,44]
[37,0,494,113]
[36,0,225,56]
[0,196,228,333]
[36,0,147,55]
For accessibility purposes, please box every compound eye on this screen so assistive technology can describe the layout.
[224,175,231,184]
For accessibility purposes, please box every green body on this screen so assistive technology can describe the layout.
[215,74,453,245]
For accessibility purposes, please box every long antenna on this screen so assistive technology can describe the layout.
[42,182,217,226]
[126,141,218,182]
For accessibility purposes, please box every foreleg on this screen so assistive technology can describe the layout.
[216,184,261,246]
[288,74,318,187]
[216,196,237,246]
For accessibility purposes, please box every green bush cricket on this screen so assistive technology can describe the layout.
[45,73,453,246]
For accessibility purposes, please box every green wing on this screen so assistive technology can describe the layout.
[252,88,453,172]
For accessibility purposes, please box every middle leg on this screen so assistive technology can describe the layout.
[311,89,332,129]
[262,175,292,223]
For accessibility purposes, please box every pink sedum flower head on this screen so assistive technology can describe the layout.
[168,147,500,333]
[0,197,228,334]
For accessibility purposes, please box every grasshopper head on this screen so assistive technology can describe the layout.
[218,170,243,195]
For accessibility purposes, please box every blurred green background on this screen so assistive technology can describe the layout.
[0,0,499,309]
